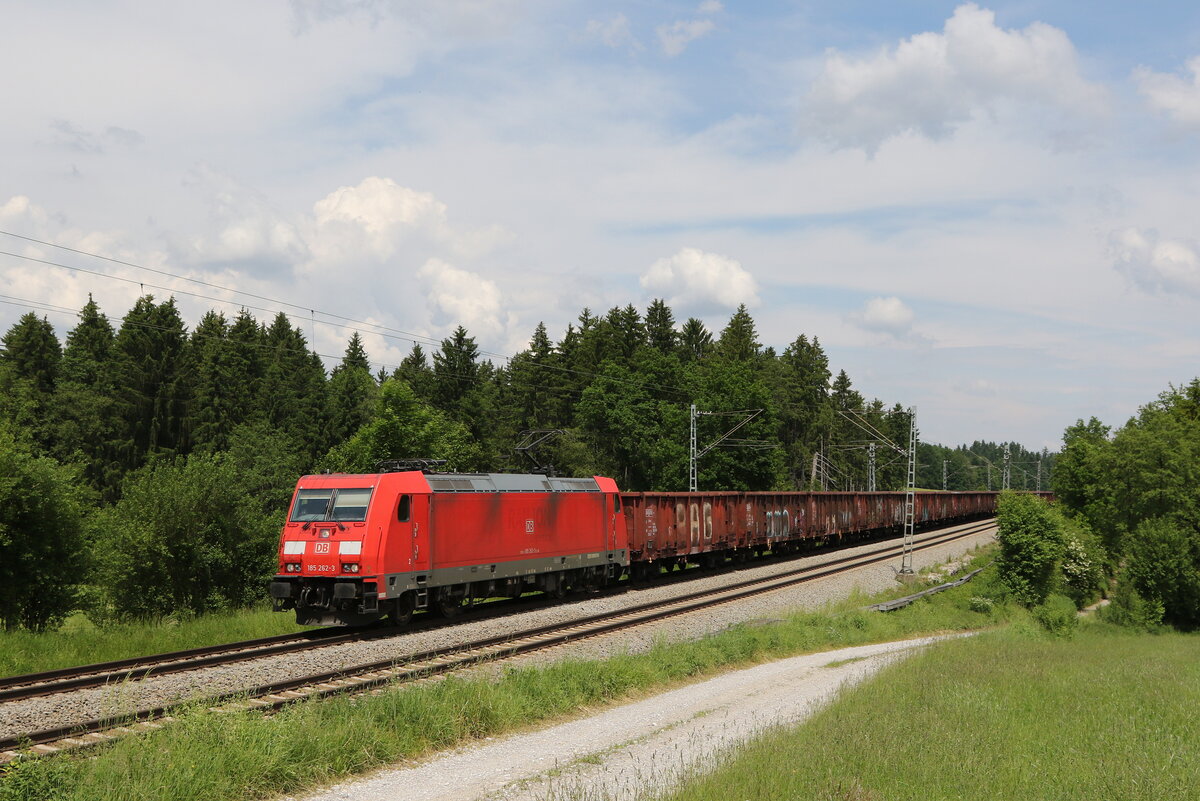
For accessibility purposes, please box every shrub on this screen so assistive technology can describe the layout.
[1058,519,1107,607]
[967,596,994,614]
[0,425,90,631]
[1032,593,1078,637]
[90,453,278,620]
[995,492,1065,607]
[1123,517,1200,628]
[1102,574,1165,631]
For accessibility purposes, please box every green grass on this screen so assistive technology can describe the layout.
[0,607,311,678]
[662,625,1200,801]
[0,553,1014,801]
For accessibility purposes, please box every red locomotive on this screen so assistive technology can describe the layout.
[270,466,626,626]
[269,464,1017,627]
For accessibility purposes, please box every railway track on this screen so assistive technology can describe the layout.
[0,517,986,706]
[0,629,379,704]
[0,518,995,764]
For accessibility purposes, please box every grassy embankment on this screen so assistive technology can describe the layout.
[0,608,310,678]
[662,625,1200,801]
[1,550,1011,801]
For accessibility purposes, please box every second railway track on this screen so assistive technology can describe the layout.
[0,518,996,763]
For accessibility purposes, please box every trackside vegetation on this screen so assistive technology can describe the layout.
[0,553,1022,801]
[1052,379,1200,628]
[660,627,1200,801]
[0,607,308,678]
[0,297,1049,631]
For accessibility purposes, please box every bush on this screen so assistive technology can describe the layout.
[967,596,994,614]
[1123,516,1200,628]
[995,492,1065,607]
[1059,519,1107,607]
[90,453,279,620]
[1032,593,1078,637]
[1102,576,1164,631]
[0,425,90,631]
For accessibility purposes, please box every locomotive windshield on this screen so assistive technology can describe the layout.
[290,487,373,522]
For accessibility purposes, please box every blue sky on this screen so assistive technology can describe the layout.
[3,1,1200,450]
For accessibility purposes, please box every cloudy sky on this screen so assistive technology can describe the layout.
[3,1,1199,450]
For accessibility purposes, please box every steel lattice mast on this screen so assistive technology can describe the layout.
[899,406,917,575]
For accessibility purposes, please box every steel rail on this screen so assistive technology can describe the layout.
[0,518,995,762]
[0,629,390,704]
[0,517,990,704]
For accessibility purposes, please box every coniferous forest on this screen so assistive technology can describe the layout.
[0,295,1050,631]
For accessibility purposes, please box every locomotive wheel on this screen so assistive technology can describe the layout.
[549,580,569,600]
[389,593,415,626]
[436,594,463,618]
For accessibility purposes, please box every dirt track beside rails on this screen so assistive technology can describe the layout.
[282,525,994,801]
[286,635,963,801]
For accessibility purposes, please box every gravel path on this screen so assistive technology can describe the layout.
[284,634,964,801]
[0,521,993,740]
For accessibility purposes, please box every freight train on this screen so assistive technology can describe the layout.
[269,465,1017,626]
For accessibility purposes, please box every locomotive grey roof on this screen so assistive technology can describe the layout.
[424,473,601,493]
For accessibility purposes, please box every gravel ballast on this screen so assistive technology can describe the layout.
[0,521,994,740]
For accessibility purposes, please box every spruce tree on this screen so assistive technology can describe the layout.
[432,326,480,412]
[60,296,113,385]
[338,332,371,374]
[1,312,62,450]
[226,309,267,425]
[774,334,832,488]
[509,321,559,431]
[645,299,677,353]
[679,318,712,362]
[189,311,239,453]
[606,304,645,359]
[393,343,434,400]
[327,333,379,446]
[53,297,119,491]
[109,296,191,474]
[0,312,61,396]
[716,304,760,362]
[259,312,328,461]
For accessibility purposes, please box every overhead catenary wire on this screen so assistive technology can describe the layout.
[0,292,606,408]
[0,232,926,420]
[0,234,697,399]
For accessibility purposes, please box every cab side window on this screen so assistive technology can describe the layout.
[397,495,411,522]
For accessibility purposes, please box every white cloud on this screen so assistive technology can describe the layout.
[801,3,1106,151]
[585,14,639,51]
[850,296,919,340]
[1136,57,1200,127]
[657,16,715,57]
[312,176,451,260]
[1111,227,1200,297]
[697,1,723,14]
[0,196,52,230]
[176,167,308,268]
[640,247,758,313]
[418,258,514,342]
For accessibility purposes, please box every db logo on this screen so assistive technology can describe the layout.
[314,542,330,554]
[525,520,535,534]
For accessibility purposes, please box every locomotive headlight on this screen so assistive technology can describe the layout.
[285,562,301,572]
[342,562,360,573]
